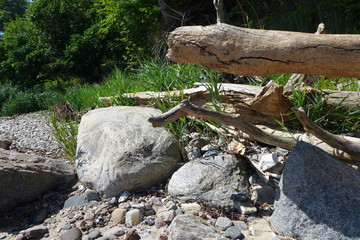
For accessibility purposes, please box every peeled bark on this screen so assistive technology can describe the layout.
[167,23,360,78]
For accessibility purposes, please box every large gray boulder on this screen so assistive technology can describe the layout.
[271,141,360,240]
[76,106,180,198]
[169,214,221,240]
[0,149,76,212]
[168,154,248,207]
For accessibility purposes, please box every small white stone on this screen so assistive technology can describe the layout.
[125,209,143,225]
[259,154,278,171]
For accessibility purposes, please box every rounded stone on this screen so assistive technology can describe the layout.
[125,209,143,225]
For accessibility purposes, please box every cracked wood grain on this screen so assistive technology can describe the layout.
[167,23,360,77]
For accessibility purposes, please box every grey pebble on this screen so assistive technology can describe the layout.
[87,229,101,239]
[224,226,244,239]
[215,217,233,231]
[59,227,82,240]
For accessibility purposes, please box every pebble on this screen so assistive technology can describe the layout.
[125,209,143,225]
[84,189,101,202]
[201,144,219,152]
[215,217,233,231]
[224,226,244,239]
[0,234,6,239]
[180,202,201,214]
[155,217,166,229]
[110,208,127,224]
[23,225,48,239]
[234,201,257,215]
[59,227,82,240]
[233,221,248,230]
[118,191,131,203]
[63,195,87,209]
[259,154,278,171]
[87,229,101,239]
[62,223,72,230]
[139,229,151,238]
[102,226,125,238]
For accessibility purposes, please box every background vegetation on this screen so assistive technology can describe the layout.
[0,1,359,129]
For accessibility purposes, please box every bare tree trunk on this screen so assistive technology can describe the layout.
[167,23,360,78]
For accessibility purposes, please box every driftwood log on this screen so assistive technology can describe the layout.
[148,100,360,167]
[167,23,360,78]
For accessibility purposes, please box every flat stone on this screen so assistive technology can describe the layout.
[23,225,48,239]
[234,201,257,215]
[63,195,87,209]
[271,141,360,240]
[180,203,201,214]
[215,217,233,231]
[118,191,131,203]
[87,229,101,240]
[102,226,125,238]
[59,227,82,240]
[169,214,221,240]
[0,149,76,212]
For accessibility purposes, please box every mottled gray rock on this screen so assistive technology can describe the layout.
[63,195,87,209]
[76,107,180,197]
[224,226,244,239]
[169,214,221,240]
[271,141,360,240]
[59,227,82,240]
[234,201,257,214]
[215,217,233,231]
[0,149,76,212]
[168,154,248,207]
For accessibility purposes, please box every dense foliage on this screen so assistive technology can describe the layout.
[0,0,360,89]
[0,0,161,88]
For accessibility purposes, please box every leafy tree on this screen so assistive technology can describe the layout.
[0,0,28,32]
[0,0,161,87]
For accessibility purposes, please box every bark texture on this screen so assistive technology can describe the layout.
[167,23,360,77]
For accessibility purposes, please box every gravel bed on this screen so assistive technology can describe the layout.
[0,112,63,157]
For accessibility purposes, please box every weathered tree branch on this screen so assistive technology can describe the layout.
[167,23,360,77]
[149,101,360,166]
[292,107,360,166]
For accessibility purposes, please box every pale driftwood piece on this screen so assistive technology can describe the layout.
[167,23,360,78]
[292,107,360,167]
[148,101,359,165]
[213,0,224,23]
[283,23,326,93]
[323,90,360,106]
[149,100,297,148]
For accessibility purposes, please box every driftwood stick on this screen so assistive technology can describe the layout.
[149,100,297,149]
[292,107,360,165]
